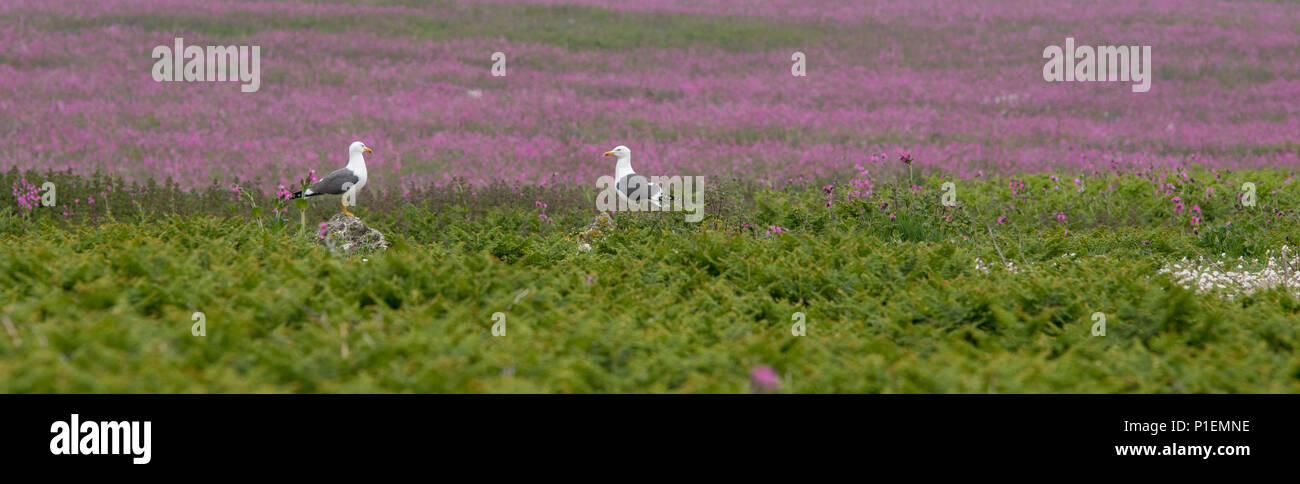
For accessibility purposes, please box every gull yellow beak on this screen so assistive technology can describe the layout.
[364,147,373,153]
[603,151,613,157]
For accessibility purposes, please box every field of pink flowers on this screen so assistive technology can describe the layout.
[2,0,1298,192]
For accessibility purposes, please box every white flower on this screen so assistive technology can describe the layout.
[1160,249,1300,298]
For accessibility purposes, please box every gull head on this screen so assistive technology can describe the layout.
[602,145,630,159]
[349,141,373,156]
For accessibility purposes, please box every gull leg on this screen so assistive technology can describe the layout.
[341,196,354,217]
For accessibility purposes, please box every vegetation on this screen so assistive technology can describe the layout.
[2,167,1297,393]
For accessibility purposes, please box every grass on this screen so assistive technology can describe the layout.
[19,4,832,53]
[2,167,1299,392]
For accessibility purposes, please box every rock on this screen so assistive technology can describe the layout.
[577,212,613,242]
[320,214,389,254]
[573,212,614,252]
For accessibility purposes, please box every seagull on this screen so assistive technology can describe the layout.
[603,145,671,209]
[293,141,371,217]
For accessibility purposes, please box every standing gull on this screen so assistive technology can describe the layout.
[603,145,672,209]
[292,141,371,217]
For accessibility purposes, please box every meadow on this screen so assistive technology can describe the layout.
[1,0,1299,392]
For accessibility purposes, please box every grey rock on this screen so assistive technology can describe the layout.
[321,214,389,254]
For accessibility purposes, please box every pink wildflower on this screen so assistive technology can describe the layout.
[749,366,780,393]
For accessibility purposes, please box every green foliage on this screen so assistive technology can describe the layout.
[1,169,1298,392]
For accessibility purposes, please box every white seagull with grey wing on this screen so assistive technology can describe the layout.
[603,145,672,209]
[292,141,371,216]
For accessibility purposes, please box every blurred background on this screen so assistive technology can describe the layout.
[3,0,1296,192]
